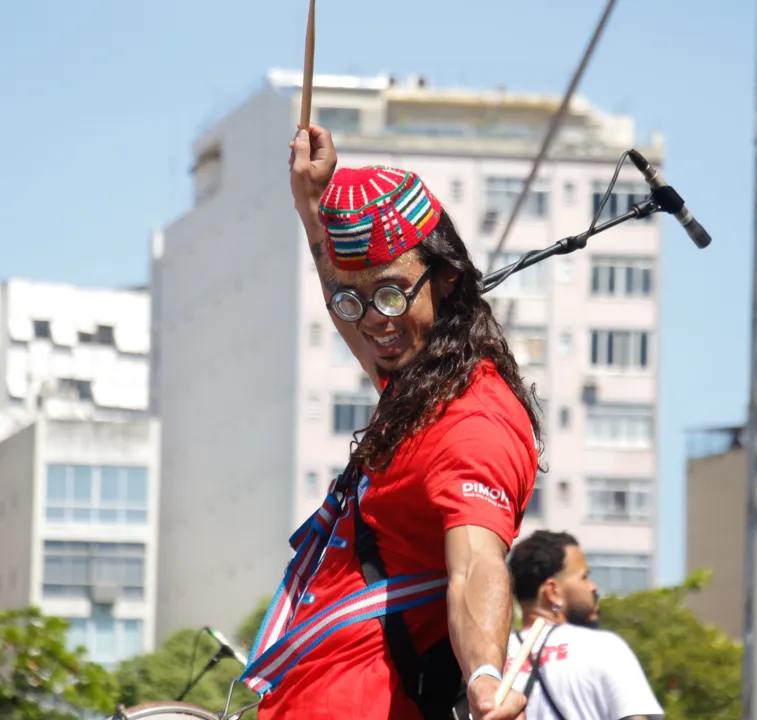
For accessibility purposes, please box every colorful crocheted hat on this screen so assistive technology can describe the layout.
[318,166,442,270]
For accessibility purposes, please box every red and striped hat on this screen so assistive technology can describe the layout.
[318,166,442,271]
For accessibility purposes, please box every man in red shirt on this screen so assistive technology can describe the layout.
[240,125,542,720]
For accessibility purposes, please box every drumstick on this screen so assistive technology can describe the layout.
[299,0,316,129]
[494,617,546,708]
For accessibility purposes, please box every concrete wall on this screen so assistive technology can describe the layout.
[686,448,746,640]
[0,423,36,609]
[155,87,297,643]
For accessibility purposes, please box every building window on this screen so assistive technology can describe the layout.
[33,320,51,340]
[563,181,576,206]
[78,380,93,401]
[586,404,654,449]
[65,613,143,668]
[95,325,115,345]
[591,182,653,223]
[45,464,148,524]
[306,392,321,420]
[558,332,573,357]
[486,251,548,295]
[524,475,544,518]
[590,330,651,371]
[317,107,360,133]
[332,331,357,366]
[309,323,323,346]
[590,256,654,297]
[559,407,570,428]
[43,541,146,600]
[333,393,375,434]
[451,179,463,202]
[583,552,651,596]
[58,378,93,401]
[587,477,653,523]
[305,472,319,498]
[509,326,547,366]
[483,177,549,228]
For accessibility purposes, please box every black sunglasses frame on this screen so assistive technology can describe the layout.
[327,266,433,323]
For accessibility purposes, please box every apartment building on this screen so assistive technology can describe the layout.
[153,70,661,640]
[0,279,159,667]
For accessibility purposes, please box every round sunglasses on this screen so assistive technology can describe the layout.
[327,267,432,323]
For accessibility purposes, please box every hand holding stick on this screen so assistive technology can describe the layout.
[494,617,546,708]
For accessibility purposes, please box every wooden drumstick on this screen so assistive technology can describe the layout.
[494,617,546,708]
[299,0,316,129]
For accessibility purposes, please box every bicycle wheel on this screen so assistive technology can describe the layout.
[111,701,220,719]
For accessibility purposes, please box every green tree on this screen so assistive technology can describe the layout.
[599,571,742,720]
[115,628,250,715]
[116,596,271,717]
[0,607,118,720]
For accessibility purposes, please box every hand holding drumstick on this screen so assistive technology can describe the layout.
[468,618,546,720]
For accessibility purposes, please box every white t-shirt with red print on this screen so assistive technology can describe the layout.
[506,623,664,720]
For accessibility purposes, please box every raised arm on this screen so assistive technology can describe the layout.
[289,126,382,392]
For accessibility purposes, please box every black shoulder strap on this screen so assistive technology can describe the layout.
[516,626,567,720]
[351,474,425,707]
[349,463,463,719]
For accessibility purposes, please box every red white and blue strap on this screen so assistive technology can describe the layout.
[248,489,345,662]
[241,572,448,694]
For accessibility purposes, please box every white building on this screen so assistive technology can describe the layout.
[0,278,151,438]
[0,280,159,667]
[153,71,661,640]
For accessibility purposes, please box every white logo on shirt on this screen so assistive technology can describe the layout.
[462,482,512,511]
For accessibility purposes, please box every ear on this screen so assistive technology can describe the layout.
[434,264,459,298]
[542,578,564,608]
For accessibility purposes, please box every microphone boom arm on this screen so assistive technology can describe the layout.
[482,198,660,294]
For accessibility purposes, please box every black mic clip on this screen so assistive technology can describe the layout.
[649,185,685,216]
[628,147,712,249]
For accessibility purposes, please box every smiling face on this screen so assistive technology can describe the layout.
[332,250,456,374]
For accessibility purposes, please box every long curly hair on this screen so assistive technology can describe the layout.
[350,209,544,472]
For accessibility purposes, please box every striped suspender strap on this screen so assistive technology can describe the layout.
[239,464,447,696]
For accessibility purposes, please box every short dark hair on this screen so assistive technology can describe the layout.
[509,530,579,604]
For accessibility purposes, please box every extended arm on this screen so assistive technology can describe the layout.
[446,525,512,679]
[290,125,382,392]
[446,526,525,720]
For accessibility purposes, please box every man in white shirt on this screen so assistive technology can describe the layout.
[506,531,664,720]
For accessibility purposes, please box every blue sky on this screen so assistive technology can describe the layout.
[1,0,753,586]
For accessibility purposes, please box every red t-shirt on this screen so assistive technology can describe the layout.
[257,362,538,720]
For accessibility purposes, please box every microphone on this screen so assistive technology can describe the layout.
[628,149,711,249]
[204,626,248,667]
